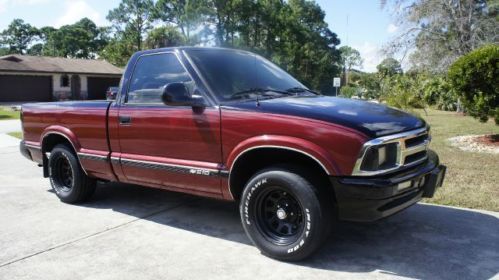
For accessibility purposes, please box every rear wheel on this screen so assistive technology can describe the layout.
[48,144,96,203]
[240,167,332,261]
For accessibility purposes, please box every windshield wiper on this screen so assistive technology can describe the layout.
[285,87,320,95]
[231,88,293,100]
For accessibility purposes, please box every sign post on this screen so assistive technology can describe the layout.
[333,77,341,96]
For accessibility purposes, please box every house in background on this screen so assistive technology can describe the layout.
[0,55,122,103]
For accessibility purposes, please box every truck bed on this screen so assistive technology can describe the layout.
[22,101,114,180]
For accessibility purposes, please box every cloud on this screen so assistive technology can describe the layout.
[54,0,106,27]
[0,0,52,13]
[387,23,398,34]
[352,42,383,72]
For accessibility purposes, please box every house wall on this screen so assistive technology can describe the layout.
[0,71,121,101]
[52,74,91,100]
[52,74,71,100]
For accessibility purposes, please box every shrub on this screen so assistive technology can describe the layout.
[448,44,499,124]
[382,75,426,111]
[340,85,359,98]
[422,76,458,111]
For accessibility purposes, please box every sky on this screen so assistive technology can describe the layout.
[0,0,398,72]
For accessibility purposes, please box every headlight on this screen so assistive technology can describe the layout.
[359,143,398,171]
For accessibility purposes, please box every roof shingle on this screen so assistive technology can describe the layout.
[0,55,123,75]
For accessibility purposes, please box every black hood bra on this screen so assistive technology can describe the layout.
[223,95,426,138]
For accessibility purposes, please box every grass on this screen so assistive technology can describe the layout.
[7,131,23,139]
[417,109,499,212]
[0,107,20,120]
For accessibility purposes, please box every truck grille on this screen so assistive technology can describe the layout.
[352,127,430,176]
[400,130,430,167]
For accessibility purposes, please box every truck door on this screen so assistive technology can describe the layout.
[116,52,222,196]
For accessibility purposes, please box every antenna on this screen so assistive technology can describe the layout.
[346,14,349,46]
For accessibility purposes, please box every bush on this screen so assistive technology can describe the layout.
[339,85,359,98]
[382,75,426,111]
[448,44,499,124]
[422,76,458,111]
[358,73,381,100]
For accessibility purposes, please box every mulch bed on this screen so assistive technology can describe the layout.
[448,134,499,154]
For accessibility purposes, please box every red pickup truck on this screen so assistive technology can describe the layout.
[20,47,446,261]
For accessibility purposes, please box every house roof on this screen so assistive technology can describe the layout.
[0,55,123,75]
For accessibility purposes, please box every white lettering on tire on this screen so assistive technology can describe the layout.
[287,208,311,254]
[244,178,267,225]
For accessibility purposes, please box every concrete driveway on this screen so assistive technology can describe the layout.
[0,144,498,280]
[0,119,21,134]
[0,120,22,148]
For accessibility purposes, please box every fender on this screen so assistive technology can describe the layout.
[41,125,82,152]
[226,135,341,176]
[40,125,88,176]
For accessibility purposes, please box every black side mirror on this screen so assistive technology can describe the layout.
[161,82,205,108]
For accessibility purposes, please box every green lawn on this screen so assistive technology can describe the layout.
[7,131,23,139]
[0,107,20,120]
[418,109,499,211]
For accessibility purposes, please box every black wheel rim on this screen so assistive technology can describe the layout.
[254,187,304,245]
[53,155,73,192]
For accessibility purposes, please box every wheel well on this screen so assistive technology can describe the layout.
[229,148,335,201]
[41,134,77,177]
[42,134,75,154]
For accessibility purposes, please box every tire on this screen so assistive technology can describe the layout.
[239,167,332,261]
[48,144,96,203]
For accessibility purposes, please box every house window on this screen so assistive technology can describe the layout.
[60,75,69,87]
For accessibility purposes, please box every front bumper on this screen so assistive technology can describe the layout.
[332,150,446,222]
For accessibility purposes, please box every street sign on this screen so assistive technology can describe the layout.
[333,77,341,88]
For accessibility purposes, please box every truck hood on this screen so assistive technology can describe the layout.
[223,96,426,138]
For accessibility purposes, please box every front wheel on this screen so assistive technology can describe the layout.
[48,144,96,203]
[240,167,332,261]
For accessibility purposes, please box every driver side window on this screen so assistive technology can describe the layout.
[126,53,194,104]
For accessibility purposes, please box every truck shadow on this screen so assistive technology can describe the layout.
[75,182,499,280]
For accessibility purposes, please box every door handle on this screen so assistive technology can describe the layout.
[119,116,131,125]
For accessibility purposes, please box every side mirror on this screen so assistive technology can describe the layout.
[161,82,205,108]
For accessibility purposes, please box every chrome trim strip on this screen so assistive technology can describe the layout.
[352,127,430,176]
[77,153,109,162]
[119,157,221,177]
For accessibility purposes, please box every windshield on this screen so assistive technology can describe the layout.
[185,49,305,101]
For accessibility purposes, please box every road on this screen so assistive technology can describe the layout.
[0,123,498,280]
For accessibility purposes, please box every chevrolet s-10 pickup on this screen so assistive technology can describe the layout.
[20,47,446,261]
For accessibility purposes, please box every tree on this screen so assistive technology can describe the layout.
[145,26,185,49]
[154,0,209,43]
[377,58,402,77]
[339,46,363,84]
[100,36,135,67]
[0,48,9,56]
[383,0,498,72]
[448,44,498,124]
[27,43,43,55]
[42,18,107,58]
[0,19,38,54]
[190,0,341,93]
[107,0,155,51]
